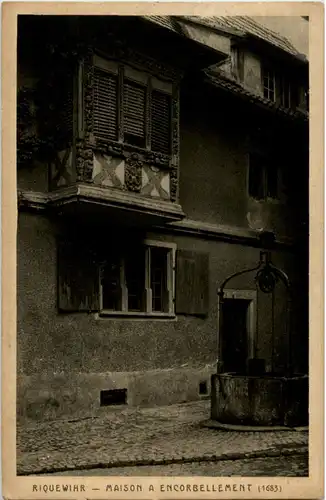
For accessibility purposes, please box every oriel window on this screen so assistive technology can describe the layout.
[91,56,173,156]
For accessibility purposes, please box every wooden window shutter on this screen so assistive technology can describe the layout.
[59,77,73,142]
[57,240,100,312]
[123,79,146,147]
[237,49,244,82]
[175,250,209,316]
[151,90,171,155]
[231,46,243,81]
[93,67,118,140]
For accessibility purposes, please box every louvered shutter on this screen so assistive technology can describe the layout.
[175,250,209,316]
[46,69,74,147]
[58,76,73,143]
[93,67,118,141]
[151,90,171,155]
[57,239,100,312]
[123,79,146,147]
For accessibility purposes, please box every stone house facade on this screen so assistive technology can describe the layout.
[17,15,309,420]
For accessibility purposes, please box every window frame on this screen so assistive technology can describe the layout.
[99,240,176,318]
[230,45,244,82]
[280,76,291,108]
[247,153,279,202]
[218,289,257,366]
[262,67,276,102]
[90,55,174,157]
[261,65,297,110]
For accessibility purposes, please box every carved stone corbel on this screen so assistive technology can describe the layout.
[171,88,180,174]
[170,166,178,202]
[125,153,143,193]
[76,48,94,182]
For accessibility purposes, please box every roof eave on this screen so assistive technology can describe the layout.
[204,70,309,123]
[140,16,230,69]
[244,33,309,66]
[174,15,246,39]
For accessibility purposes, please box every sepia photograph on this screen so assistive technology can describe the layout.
[15,11,311,478]
[1,3,324,498]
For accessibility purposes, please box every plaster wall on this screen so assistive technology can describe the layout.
[17,212,302,420]
[179,95,296,240]
[243,51,263,96]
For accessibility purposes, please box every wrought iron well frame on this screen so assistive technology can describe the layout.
[216,231,294,377]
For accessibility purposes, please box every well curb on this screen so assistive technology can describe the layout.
[201,420,309,432]
[18,445,308,476]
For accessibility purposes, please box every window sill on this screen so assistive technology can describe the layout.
[249,196,283,206]
[95,311,177,321]
[88,136,172,168]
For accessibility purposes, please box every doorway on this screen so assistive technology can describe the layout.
[220,290,256,374]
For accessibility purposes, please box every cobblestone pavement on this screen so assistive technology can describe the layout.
[17,401,308,476]
[45,454,309,477]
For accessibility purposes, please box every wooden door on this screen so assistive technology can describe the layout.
[222,298,250,374]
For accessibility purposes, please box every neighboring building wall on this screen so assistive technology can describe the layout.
[17,46,74,194]
[17,163,48,192]
[17,66,49,192]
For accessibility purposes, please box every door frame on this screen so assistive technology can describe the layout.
[218,289,257,364]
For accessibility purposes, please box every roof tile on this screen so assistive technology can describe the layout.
[143,15,306,60]
[205,69,308,121]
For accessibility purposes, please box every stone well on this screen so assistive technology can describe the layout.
[211,372,308,427]
[211,232,308,429]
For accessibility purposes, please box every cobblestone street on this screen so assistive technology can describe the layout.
[45,454,308,477]
[17,400,308,476]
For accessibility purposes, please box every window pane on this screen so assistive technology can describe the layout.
[263,75,270,88]
[151,90,171,155]
[281,79,291,108]
[262,68,275,102]
[150,247,168,312]
[249,154,264,199]
[266,164,278,199]
[101,256,121,310]
[93,67,118,141]
[123,80,146,148]
[125,248,145,312]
